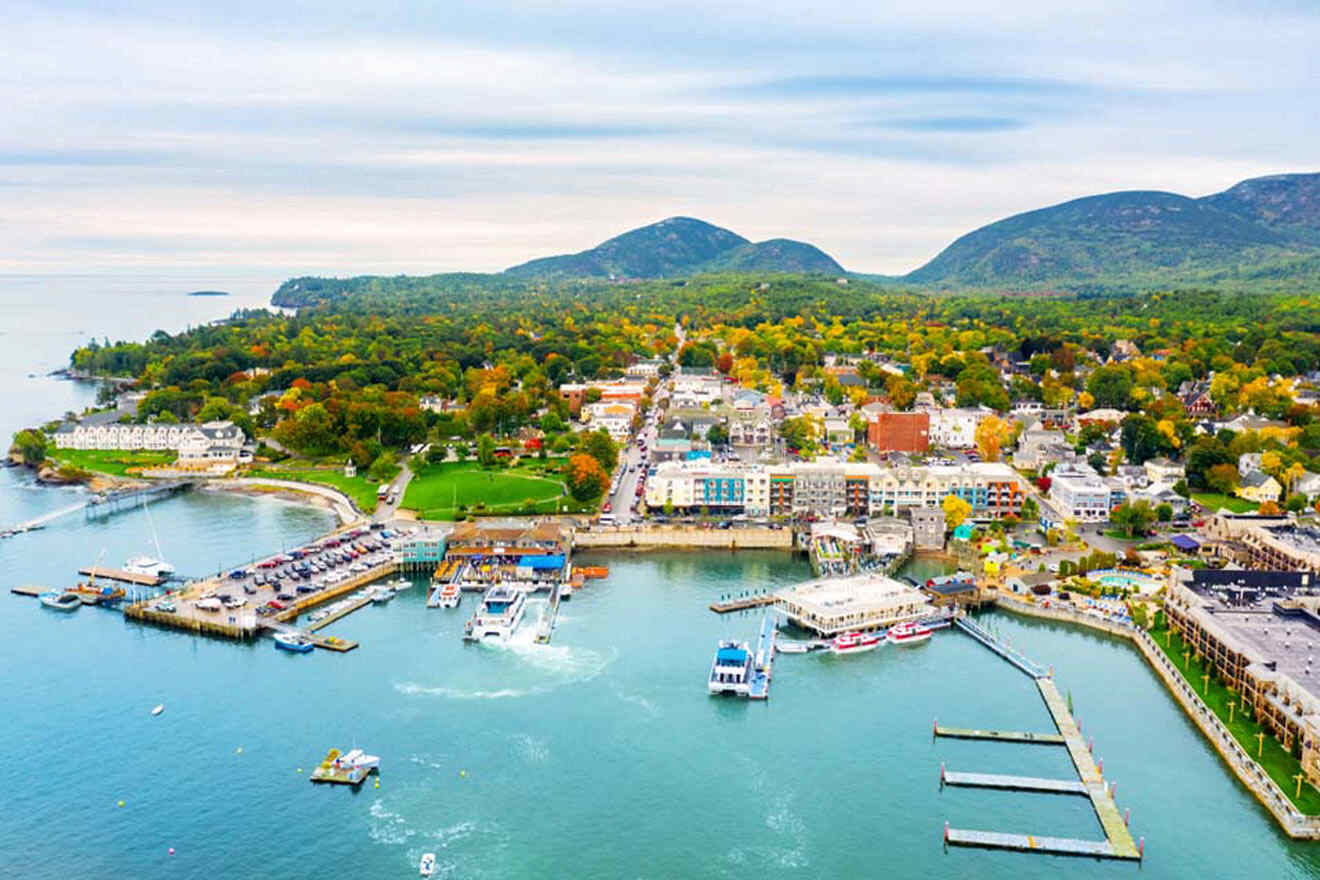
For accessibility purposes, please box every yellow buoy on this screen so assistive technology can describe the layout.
[116,800,125,808]
[459,770,467,778]
[374,781,380,789]
[235,747,243,754]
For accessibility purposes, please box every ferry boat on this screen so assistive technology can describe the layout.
[438,582,461,609]
[124,555,175,578]
[39,591,81,612]
[273,632,315,653]
[462,585,526,641]
[419,853,436,877]
[887,620,933,646]
[829,631,882,655]
[708,640,752,696]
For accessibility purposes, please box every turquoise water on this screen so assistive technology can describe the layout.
[5,276,1320,876]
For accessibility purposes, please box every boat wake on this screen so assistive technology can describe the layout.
[395,682,539,700]
[507,732,550,763]
[613,688,659,717]
[368,799,416,846]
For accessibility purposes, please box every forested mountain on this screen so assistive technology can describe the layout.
[907,173,1320,288]
[502,217,844,278]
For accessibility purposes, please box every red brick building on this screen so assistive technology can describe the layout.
[867,411,930,453]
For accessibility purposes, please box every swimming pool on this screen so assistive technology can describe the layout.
[1093,569,1162,592]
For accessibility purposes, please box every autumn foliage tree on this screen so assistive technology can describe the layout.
[566,453,608,502]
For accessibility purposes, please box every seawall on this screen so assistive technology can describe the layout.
[574,525,793,551]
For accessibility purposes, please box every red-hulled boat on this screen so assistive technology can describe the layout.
[830,631,882,655]
[887,621,932,646]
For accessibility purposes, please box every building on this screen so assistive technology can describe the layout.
[1238,525,1320,574]
[53,419,246,465]
[1012,426,1067,470]
[558,380,647,411]
[644,461,770,515]
[582,400,636,442]
[774,573,932,636]
[728,414,774,449]
[1165,576,1320,787]
[1144,457,1185,484]
[1048,464,1113,521]
[867,411,930,454]
[624,359,664,379]
[396,530,447,570]
[1239,471,1283,505]
[908,507,946,550]
[920,407,986,449]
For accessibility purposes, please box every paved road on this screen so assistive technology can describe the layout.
[374,461,414,522]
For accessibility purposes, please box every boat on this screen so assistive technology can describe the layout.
[390,578,412,593]
[124,555,175,578]
[462,584,526,641]
[887,620,933,646]
[151,704,164,716]
[368,585,393,604]
[273,632,315,653]
[708,640,752,695]
[334,748,380,772]
[419,853,436,877]
[307,609,329,623]
[830,631,882,655]
[39,591,81,612]
[775,640,813,654]
[438,582,461,609]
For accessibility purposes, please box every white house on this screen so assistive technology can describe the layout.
[53,420,246,465]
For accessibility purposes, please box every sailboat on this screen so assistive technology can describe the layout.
[124,497,174,577]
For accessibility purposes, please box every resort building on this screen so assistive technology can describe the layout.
[1165,574,1320,787]
[1239,525,1320,575]
[53,419,246,464]
[774,573,932,636]
[1048,464,1114,521]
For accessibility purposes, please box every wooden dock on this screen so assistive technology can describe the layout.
[709,594,775,614]
[11,585,46,597]
[1038,677,1141,859]
[309,634,358,653]
[79,567,163,586]
[942,769,1086,795]
[934,724,1065,745]
[945,827,1131,859]
[305,595,373,633]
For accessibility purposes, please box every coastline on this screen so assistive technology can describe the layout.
[992,593,1320,838]
[201,478,361,526]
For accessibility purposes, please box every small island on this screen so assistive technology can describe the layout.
[187,290,230,297]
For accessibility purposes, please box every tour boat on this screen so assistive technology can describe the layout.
[708,640,752,695]
[463,585,526,641]
[830,631,882,655]
[124,555,175,578]
[438,582,461,609]
[419,853,436,877]
[887,621,933,646]
[273,632,315,653]
[39,591,81,612]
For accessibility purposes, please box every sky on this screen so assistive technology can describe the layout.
[2,0,1317,277]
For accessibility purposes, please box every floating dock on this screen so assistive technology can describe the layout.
[709,594,775,614]
[945,827,1133,859]
[535,581,563,644]
[11,585,46,597]
[304,595,373,633]
[934,724,1064,745]
[942,769,1086,795]
[309,749,375,785]
[954,616,1048,679]
[78,567,163,586]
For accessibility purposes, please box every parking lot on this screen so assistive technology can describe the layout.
[144,523,412,624]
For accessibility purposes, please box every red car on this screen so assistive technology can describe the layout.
[602,501,612,513]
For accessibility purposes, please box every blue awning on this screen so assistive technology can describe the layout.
[1171,534,1200,551]
[716,648,747,663]
[519,554,565,570]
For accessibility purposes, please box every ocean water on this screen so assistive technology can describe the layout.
[3,276,1320,878]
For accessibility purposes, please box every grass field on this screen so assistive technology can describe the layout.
[1153,625,1320,814]
[403,459,590,520]
[48,448,176,476]
[1191,492,1258,514]
[247,467,380,513]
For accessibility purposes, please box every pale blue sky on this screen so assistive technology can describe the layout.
[2,0,1316,275]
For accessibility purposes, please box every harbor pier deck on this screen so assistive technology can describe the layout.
[11,585,46,597]
[945,827,1133,859]
[709,594,775,614]
[304,595,374,633]
[942,769,1086,795]
[535,581,563,644]
[934,724,1064,745]
[954,616,1048,679]
[78,567,163,587]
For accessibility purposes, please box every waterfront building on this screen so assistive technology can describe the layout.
[1239,525,1320,574]
[1165,575,1320,787]
[774,573,931,636]
[908,506,946,549]
[397,530,447,570]
[53,419,246,463]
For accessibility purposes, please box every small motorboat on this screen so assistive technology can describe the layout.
[775,640,814,654]
[273,632,315,653]
[830,631,882,655]
[390,578,412,593]
[369,585,393,604]
[39,591,81,612]
[334,748,380,773]
[419,853,436,877]
[151,704,165,716]
[888,621,933,646]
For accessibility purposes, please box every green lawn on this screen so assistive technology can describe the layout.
[49,448,176,476]
[247,467,379,513]
[1192,492,1258,514]
[403,459,592,520]
[1152,625,1320,814]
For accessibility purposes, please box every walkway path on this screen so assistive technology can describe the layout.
[217,477,361,525]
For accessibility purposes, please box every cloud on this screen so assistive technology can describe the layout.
[0,1,1317,275]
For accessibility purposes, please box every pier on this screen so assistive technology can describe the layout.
[747,612,776,699]
[933,724,1064,745]
[84,481,192,521]
[304,595,373,633]
[941,768,1086,795]
[709,594,776,614]
[78,566,163,587]
[953,616,1048,679]
[535,581,563,644]
[940,614,1143,862]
